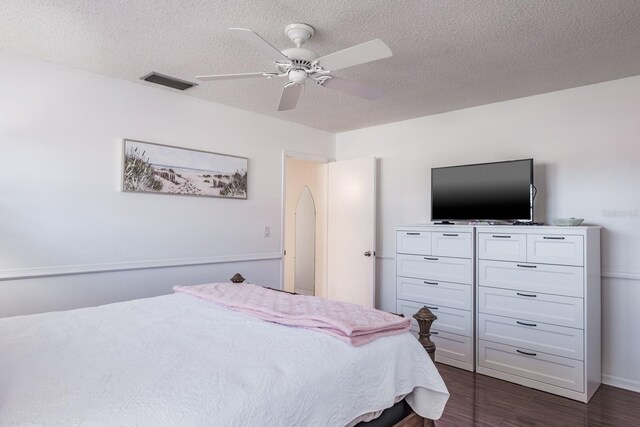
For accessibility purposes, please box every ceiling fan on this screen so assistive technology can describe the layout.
[196,23,393,111]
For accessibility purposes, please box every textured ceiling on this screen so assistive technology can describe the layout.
[2,1,640,132]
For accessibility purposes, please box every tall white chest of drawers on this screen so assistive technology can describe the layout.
[396,225,476,371]
[475,226,601,402]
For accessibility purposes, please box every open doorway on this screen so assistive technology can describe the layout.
[282,153,328,297]
[294,187,316,295]
[281,152,376,307]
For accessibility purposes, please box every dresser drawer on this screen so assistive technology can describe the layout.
[478,340,584,392]
[431,232,472,258]
[397,277,471,311]
[478,287,584,329]
[410,330,473,367]
[477,232,527,262]
[433,331,473,365]
[397,254,472,284]
[527,234,584,266]
[478,260,584,298]
[479,313,584,360]
[396,231,431,255]
[398,299,472,336]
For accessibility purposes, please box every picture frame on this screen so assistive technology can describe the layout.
[121,139,248,199]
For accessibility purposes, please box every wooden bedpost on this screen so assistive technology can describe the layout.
[404,308,438,426]
[413,306,437,361]
[230,273,245,283]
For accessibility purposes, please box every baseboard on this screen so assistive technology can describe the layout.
[0,253,282,281]
[602,373,640,393]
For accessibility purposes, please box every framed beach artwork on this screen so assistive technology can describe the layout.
[122,139,248,199]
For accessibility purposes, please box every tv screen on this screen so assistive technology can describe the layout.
[431,159,533,221]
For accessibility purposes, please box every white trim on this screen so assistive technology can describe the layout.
[0,253,282,281]
[602,271,640,281]
[602,373,640,393]
[376,253,395,260]
[282,150,332,164]
[280,151,287,290]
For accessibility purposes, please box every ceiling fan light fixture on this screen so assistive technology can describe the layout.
[288,69,307,84]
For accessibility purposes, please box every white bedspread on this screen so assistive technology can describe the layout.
[0,293,449,426]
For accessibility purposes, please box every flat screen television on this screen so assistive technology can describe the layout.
[431,159,534,222]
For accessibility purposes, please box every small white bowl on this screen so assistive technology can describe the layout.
[552,217,584,226]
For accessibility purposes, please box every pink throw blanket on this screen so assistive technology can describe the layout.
[174,283,411,346]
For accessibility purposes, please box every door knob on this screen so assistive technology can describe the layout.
[364,251,372,257]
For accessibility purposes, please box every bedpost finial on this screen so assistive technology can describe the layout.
[230,273,245,283]
[413,306,437,361]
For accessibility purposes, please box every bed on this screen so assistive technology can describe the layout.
[0,285,448,426]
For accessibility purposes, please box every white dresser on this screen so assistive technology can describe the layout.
[475,226,601,402]
[395,225,475,371]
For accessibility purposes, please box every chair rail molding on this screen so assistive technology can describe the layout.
[377,252,395,260]
[601,271,640,281]
[0,252,282,281]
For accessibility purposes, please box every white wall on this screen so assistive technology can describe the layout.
[0,54,333,317]
[335,75,640,392]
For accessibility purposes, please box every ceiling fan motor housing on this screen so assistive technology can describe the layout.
[281,47,319,63]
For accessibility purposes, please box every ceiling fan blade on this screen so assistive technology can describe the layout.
[229,28,291,63]
[321,76,385,100]
[196,72,270,81]
[316,39,392,71]
[277,83,303,111]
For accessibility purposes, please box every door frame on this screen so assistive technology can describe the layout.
[280,150,331,291]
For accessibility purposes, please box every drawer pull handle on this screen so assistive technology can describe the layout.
[516,264,537,268]
[516,349,537,356]
[423,281,439,286]
[492,235,511,238]
[543,236,565,240]
[406,232,421,236]
[516,292,537,298]
[516,321,537,327]
[426,306,439,310]
[431,331,439,335]
[424,257,439,261]
[443,233,459,237]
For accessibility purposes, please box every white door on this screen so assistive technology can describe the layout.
[327,157,376,308]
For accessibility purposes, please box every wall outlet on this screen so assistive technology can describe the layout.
[263,225,271,238]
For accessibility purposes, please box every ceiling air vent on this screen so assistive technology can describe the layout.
[140,72,197,90]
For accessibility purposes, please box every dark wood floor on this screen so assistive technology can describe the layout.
[435,363,640,426]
